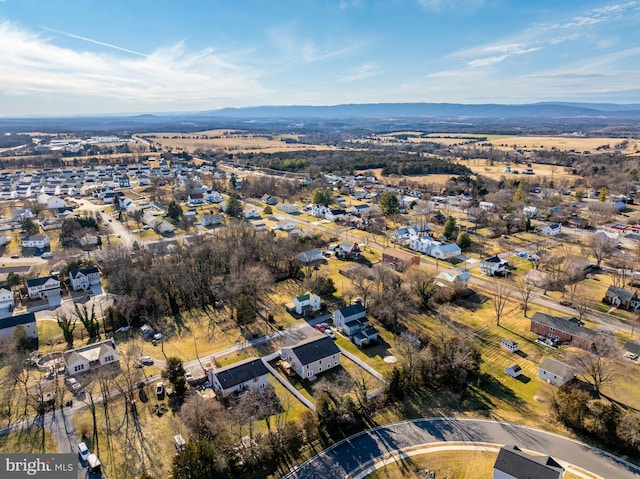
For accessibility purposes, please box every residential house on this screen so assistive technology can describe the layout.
[69,267,101,291]
[276,203,299,214]
[480,256,508,276]
[64,338,119,375]
[261,194,278,206]
[200,214,222,226]
[382,248,420,271]
[204,191,222,203]
[538,358,575,387]
[0,312,37,341]
[349,204,370,216]
[391,226,419,244]
[188,192,205,205]
[338,242,361,259]
[604,285,638,310]
[493,445,564,479]
[501,339,519,352]
[326,208,347,222]
[22,235,50,249]
[297,249,324,264]
[209,357,269,398]
[429,243,461,260]
[530,312,600,350]
[311,204,330,218]
[524,269,552,289]
[280,336,341,379]
[333,302,366,329]
[409,236,438,255]
[0,284,15,310]
[435,271,470,289]
[459,192,473,207]
[523,205,540,218]
[243,208,261,219]
[26,275,60,300]
[293,291,321,316]
[540,223,562,236]
[430,212,447,225]
[479,201,496,211]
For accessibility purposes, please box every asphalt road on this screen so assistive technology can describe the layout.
[284,418,640,479]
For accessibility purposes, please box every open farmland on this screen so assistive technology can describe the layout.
[483,135,640,154]
[143,130,339,154]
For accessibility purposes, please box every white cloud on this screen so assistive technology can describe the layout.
[417,0,484,11]
[0,22,268,111]
[338,63,381,82]
[467,55,508,68]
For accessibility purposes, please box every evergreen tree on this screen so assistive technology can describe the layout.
[162,357,188,400]
[378,192,400,216]
[443,217,456,238]
[167,200,183,221]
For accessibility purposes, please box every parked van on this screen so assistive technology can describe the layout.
[87,454,101,473]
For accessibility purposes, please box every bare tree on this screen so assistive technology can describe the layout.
[514,277,535,317]
[586,233,616,268]
[573,287,591,322]
[574,335,619,396]
[489,280,512,326]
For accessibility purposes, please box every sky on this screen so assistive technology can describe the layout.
[1,0,640,116]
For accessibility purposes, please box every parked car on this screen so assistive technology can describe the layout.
[10,254,19,259]
[153,332,163,340]
[156,382,165,397]
[325,329,336,339]
[116,325,131,333]
[138,356,154,366]
[559,299,573,307]
[185,371,193,381]
[77,442,90,463]
[66,377,85,395]
[41,252,53,259]
[314,324,325,332]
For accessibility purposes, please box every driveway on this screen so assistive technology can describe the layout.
[284,418,640,479]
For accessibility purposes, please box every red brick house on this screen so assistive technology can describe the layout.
[382,248,420,272]
[530,312,600,350]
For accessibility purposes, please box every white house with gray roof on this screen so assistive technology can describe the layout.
[26,275,60,299]
[493,445,564,479]
[69,267,100,291]
[280,336,341,379]
[209,357,270,397]
[64,338,119,375]
[0,312,37,341]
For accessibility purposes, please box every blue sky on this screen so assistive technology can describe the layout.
[1,0,640,115]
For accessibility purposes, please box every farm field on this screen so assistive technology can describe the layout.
[483,135,640,154]
[143,130,338,154]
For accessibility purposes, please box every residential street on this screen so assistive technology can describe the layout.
[284,418,640,479]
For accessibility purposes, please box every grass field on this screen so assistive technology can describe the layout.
[484,135,640,154]
[144,130,338,154]
[0,426,57,453]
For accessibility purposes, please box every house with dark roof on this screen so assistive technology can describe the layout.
[480,255,508,276]
[538,358,575,387]
[493,445,564,479]
[64,338,119,375]
[530,312,600,350]
[0,312,37,341]
[208,357,269,397]
[69,267,100,291]
[382,247,420,271]
[26,275,60,300]
[333,302,366,331]
[604,285,638,310]
[280,336,341,379]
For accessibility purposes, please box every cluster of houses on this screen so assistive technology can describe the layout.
[209,335,341,397]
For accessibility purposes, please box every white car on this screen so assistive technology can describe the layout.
[138,356,154,366]
[185,371,193,381]
[155,382,164,396]
[153,333,163,340]
[77,442,90,463]
[325,329,336,339]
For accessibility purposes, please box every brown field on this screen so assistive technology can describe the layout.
[363,168,454,186]
[144,130,338,154]
[455,159,578,184]
[484,136,640,154]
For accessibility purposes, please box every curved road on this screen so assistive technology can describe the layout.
[284,418,640,479]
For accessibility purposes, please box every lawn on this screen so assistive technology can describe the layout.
[0,426,57,453]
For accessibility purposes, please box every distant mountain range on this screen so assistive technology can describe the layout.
[2,102,640,133]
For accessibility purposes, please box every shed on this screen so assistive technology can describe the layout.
[173,434,186,453]
[501,339,519,353]
[505,364,522,378]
